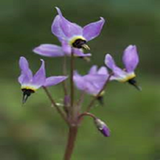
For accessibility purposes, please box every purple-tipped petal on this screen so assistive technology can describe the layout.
[83,17,105,41]
[123,45,139,73]
[43,76,68,87]
[88,65,98,74]
[94,118,110,137]
[55,7,82,38]
[32,59,46,88]
[100,125,110,137]
[73,48,91,57]
[33,44,65,57]
[18,57,33,84]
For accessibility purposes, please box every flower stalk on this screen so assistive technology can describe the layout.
[64,126,78,160]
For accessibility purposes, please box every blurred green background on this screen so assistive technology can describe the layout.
[0,0,160,159]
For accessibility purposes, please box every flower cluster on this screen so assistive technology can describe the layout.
[18,7,141,141]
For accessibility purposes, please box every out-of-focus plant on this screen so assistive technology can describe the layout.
[18,7,141,160]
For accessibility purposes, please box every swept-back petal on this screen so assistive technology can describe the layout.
[105,54,116,70]
[84,74,107,85]
[32,59,46,88]
[18,57,33,84]
[51,15,66,41]
[83,17,105,41]
[33,44,65,57]
[98,66,109,75]
[55,7,82,38]
[43,76,68,87]
[123,45,139,73]
[105,54,128,81]
[73,71,86,91]
[88,65,98,74]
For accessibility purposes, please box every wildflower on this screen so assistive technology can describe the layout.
[105,45,141,90]
[94,118,110,137]
[18,56,67,103]
[33,44,91,57]
[51,7,105,54]
[73,65,109,97]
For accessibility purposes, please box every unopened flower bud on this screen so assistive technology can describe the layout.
[94,118,110,137]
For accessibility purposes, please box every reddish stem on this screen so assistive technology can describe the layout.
[64,126,78,160]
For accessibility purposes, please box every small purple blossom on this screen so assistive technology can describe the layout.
[73,65,109,96]
[18,56,67,103]
[51,7,105,54]
[94,118,110,137]
[105,45,141,90]
[33,44,91,58]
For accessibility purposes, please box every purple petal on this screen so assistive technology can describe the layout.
[73,71,86,91]
[84,75,107,95]
[43,76,68,87]
[55,7,82,38]
[73,48,91,57]
[88,65,98,74]
[101,125,110,137]
[105,54,127,80]
[84,74,107,84]
[83,17,105,41]
[32,59,46,88]
[61,40,72,55]
[33,44,65,57]
[51,15,67,41]
[123,45,139,73]
[18,57,33,84]
[97,66,109,75]
[105,54,116,70]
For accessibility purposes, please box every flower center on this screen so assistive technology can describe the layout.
[69,36,90,50]
[72,39,87,48]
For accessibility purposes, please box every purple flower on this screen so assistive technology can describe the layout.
[51,7,105,54]
[18,56,68,103]
[105,45,141,90]
[94,118,110,137]
[33,44,91,58]
[73,65,109,96]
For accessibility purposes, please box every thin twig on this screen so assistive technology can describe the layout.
[86,73,113,112]
[43,87,70,126]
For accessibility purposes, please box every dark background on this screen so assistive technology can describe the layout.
[0,0,160,159]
